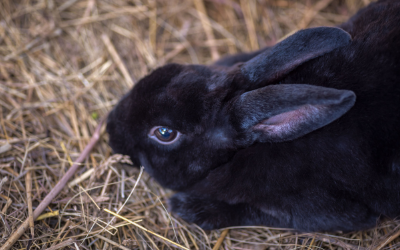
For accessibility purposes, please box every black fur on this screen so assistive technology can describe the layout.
[107,0,400,232]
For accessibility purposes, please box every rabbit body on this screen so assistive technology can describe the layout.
[107,0,400,231]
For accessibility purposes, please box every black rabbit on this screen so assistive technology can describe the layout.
[107,0,400,232]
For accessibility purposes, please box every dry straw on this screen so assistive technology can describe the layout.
[1,0,400,249]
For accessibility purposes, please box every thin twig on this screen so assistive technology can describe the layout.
[0,116,107,250]
[25,170,34,238]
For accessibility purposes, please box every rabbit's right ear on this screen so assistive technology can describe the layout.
[241,27,351,84]
[230,84,356,145]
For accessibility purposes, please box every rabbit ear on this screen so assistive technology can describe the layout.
[241,27,351,84]
[230,84,356,144]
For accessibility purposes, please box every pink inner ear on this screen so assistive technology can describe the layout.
[253,105,321,136]
[261,109,303,125]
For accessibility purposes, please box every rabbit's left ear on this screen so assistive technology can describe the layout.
[230,84,356,144]
[241,27,351,84]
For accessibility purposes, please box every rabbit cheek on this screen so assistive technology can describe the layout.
[137,151,156,177]
[106,110,130,156]
[207,128,230,144]
[203,125,236,149]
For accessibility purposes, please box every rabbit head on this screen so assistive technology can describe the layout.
[107,63,238,190]
[107,27,355,191]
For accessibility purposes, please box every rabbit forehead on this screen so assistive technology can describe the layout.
[130,64,231,131]
[169,65,230,91]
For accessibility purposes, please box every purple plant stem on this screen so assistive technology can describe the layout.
[0,116,107,250]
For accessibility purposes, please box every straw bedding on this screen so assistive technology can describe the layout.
[1,0,400,249]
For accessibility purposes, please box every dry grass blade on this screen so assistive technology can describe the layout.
[95,234,131,250]
[193,0,220,61]
[45,238,76,250]
[104,208,189,250]
[68,168,95,188]
[304,234,367,250]
[0,116,106,250]
[25,170,34,238]
[101,33,135,88]
[372,226,400,250]
[35,210,60,221]
[0,143,12,154]
[212,229,229,250]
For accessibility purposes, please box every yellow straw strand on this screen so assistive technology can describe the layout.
[103,208,189,250]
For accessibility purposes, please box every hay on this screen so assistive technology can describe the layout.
[1,0,399,249]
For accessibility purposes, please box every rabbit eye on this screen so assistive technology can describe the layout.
[156,127,176,141]
[149,126,181,145]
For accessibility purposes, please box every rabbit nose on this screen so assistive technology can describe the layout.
[106,109,118,148]
[106,109,116,131]
[106,107,132,155]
